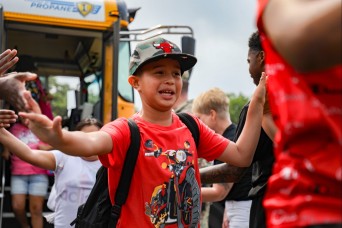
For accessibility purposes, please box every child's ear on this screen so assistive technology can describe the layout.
[128,75,139,90]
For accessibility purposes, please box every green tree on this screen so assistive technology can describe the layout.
[48,77,71,117]
[228,93,250,124]
[88,92,99,104]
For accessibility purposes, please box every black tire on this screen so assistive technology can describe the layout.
[180,167,200,227]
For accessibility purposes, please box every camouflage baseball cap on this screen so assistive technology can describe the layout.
[129,37,197,75]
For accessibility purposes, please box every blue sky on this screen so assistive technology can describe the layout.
[124,0,258,109]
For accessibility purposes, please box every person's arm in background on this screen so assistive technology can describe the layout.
[0,109,15,166]
[263,0,341,72]
[201,182,233,202]
[0,127,56,170]
[200,163,248,184]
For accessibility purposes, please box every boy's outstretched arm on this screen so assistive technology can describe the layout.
[218,73,266,167]
[19,112,113,157]
[0,128,56,170]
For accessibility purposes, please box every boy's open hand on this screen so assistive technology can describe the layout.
[0,109,17,128]
[18,112,63,146]
[252,72,267,106]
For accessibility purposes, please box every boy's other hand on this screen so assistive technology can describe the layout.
[252,72,267,106]
[0,109,17,128]
[18,112,63,145]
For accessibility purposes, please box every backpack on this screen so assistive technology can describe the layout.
[70,113,199,227]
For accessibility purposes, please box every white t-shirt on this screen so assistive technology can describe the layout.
[50,150,101,228]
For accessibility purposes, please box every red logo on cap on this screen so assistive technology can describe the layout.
[153,41,174,53]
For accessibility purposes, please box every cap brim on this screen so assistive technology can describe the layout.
[166,53,197,73]
[134,53,197,75]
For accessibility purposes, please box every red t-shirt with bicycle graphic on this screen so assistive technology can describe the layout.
[100,112,228,227]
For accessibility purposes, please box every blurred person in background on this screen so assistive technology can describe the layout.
[256,0,342,227]
[200,31,275,228]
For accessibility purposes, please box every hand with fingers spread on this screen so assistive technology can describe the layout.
[255,72,271,116]
[0,49,19,75]
[0,109,17,128]
[0,72,37,111]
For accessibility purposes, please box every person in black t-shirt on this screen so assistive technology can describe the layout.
[200,31,276,228]
[245,31,276,228]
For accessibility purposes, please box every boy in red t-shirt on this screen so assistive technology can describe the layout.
[11,37,266,227]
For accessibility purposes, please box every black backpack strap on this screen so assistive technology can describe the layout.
[109,118,140,226]
[177,112,200,148]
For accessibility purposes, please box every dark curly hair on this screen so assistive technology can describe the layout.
[248,31,263,52]
[75,118,103,131]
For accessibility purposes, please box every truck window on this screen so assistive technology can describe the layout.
[118,41,133,103]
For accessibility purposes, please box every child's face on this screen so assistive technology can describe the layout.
[247,49,263,86]
[134,58,182,111]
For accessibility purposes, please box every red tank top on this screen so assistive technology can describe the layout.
[257,1,342,227]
